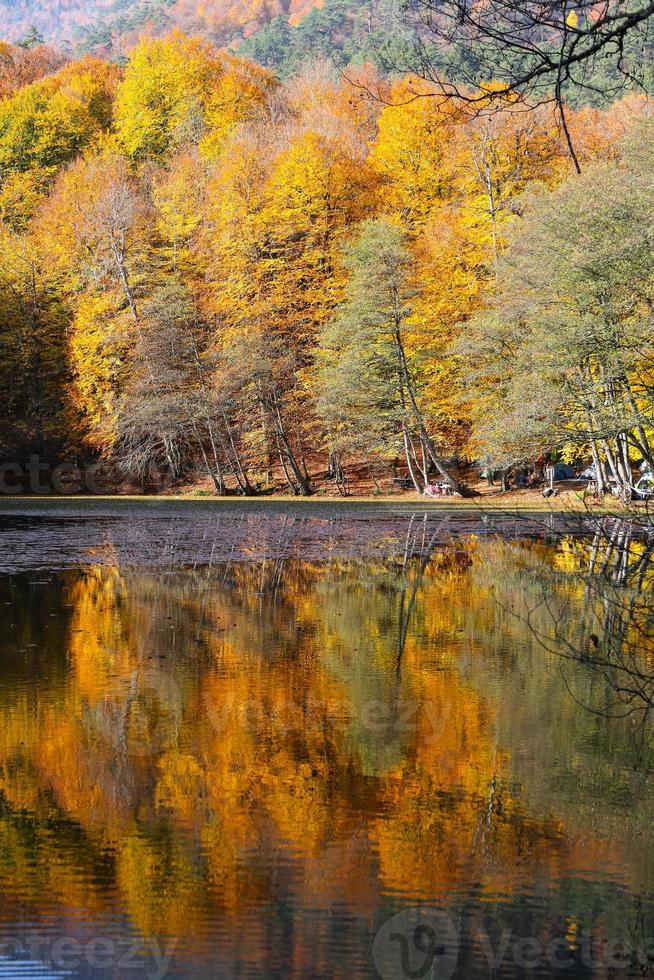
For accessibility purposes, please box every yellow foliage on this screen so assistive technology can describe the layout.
[115,32,275,161]
[67,293,129,451]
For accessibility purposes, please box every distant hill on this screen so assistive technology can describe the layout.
[1,0,649,98]
[238,0,417,78]
[0,0,466,84]
[0,0,326,52]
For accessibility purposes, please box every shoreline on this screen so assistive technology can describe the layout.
[0,493,632,517]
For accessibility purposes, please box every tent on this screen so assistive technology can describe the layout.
[552,463,576,480]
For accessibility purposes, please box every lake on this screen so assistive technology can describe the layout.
[0,504,652,979]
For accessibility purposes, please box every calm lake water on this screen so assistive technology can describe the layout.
[0,506,653,979]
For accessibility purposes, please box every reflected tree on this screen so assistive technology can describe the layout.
[520,514,654,731]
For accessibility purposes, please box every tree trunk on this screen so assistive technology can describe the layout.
[270,392,312,496]
[193,421,225,495]
[393,325,475,496]
[402,424,423,493]
[219,407,255,495]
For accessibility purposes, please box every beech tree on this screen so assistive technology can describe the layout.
[114,32,275,163]
[315,218,473,495]
[0,56,119,227]
[2,28,648,496]
[116,282,230,491]
[0,226,68,452]
[459,119,654,496]
[0,41,67,99]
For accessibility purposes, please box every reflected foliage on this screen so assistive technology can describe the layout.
[0,527,653,975]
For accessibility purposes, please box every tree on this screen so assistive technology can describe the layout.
[199,54,276,162]
[237,16,294,74]
[397,0,654,171]
[17,25,44,50]
[115,32,222,161]
[371,86,569,468]
[35,153,152,455]
[0,226,69,453]
[0,41,67,100]
[116,282,228,491]
[201,107,379,495]
[114,32,275,162]
[239,0,417,79]
[458,118,654,495]
[152,149,207,274]
[2,24,650,496]
[0,57,119,225]
[315,217,473,495]
[371,79,461,229]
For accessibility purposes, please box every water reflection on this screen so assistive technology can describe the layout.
[0,513,653,977]
[521,519,654,729]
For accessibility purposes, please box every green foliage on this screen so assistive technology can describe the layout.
[460,120,654,479]
[16,25,44,50]
[239,0,420,78]
[315,218,410,460]
[236,17,293,75]
[76,0,178,54]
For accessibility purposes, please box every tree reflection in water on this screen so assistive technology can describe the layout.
[0,512,653,976]
[510,516,654,733]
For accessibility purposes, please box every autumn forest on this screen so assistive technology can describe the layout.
[2,8,654,496]
[4,6,654,977]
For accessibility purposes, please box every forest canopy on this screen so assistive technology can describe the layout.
[0,19,653,496]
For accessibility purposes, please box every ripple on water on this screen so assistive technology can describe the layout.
[0,514,651,978]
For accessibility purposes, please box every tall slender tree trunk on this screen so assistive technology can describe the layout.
[276,437,298,495]
[219,406,255,495]
[392,316,475,497]
[269,390,312,496]
[402,423,423,493]
[192,420,225,494]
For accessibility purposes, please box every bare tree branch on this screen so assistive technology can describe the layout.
[369,1,654,168]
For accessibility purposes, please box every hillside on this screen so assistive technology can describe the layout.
[0,0,468,84]
[238,0,420,78]
[0,0,325,51]
[7,0,650,94]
